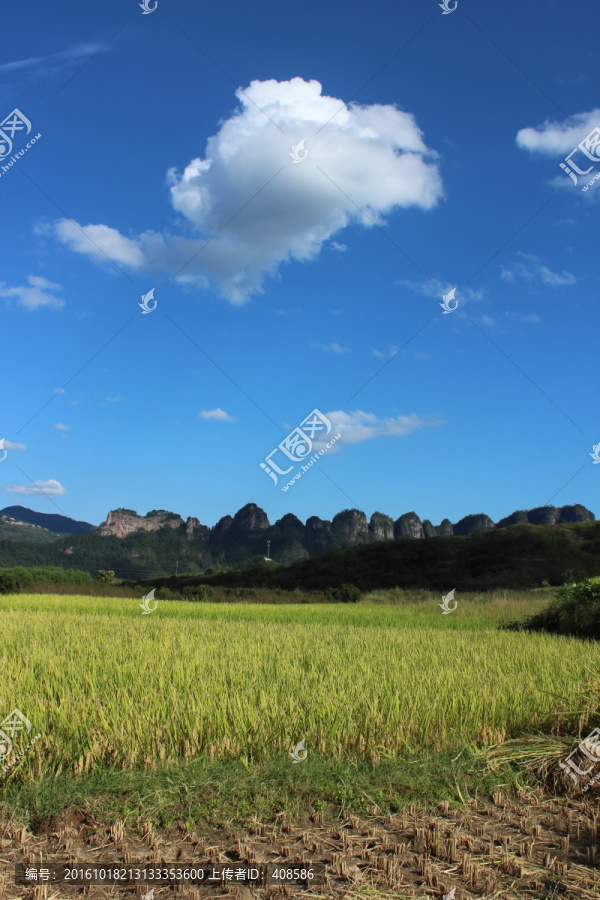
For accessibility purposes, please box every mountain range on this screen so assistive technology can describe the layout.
[0,502,594,579]
[0,506,95,535]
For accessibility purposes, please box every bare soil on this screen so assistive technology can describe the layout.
[1,788,599,899]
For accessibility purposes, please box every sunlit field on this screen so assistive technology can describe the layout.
[1,591,598,783]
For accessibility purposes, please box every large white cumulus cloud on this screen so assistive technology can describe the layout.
[52,77,443,304]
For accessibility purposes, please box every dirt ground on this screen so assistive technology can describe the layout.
[1,788,599,900]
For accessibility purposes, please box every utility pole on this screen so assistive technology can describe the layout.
[175,559,179,576]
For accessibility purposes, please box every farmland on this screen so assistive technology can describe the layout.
[1,589,599,899]
[1,590,598,777]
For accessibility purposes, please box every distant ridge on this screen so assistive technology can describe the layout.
[0,502,595,580]
[0,505,95,535]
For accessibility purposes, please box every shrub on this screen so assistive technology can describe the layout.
[0,568,30,594]
[155,587,184,601]
[181,585,213,602]
[325,583,363,603]
[505,578,600,639]
[0,566,93,594]
[96,569,116,584]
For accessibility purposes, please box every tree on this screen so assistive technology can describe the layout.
[96,569,116,584]
[326,583,363,603]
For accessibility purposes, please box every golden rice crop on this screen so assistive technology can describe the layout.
[0,595,598,780]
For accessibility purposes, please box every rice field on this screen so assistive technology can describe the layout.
[1,592,599,781]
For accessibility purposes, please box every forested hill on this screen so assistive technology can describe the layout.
[0,502,594,581]
[145,520,600,593]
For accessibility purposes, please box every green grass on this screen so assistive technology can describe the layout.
[0,587,551,628]
[0,590,596,829]
[1,751,528,833]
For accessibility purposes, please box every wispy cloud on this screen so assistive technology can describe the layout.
[397,278,484,305]
[0,42,103,76]
[500,252,576,287]
[2,440,26,452]
[198,408,236,422]
[372,344,398,359]
[53,423,71,431]
[311,409,444,451]
[0,275,64,311]
[505,311,541,324]
[3,479,66,496]
[50,77,443,304]
[313,342,351,355]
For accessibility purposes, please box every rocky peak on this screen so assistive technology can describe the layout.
[558,504,595,523]
[422,519,435,539]
[453,514,495,536]
[305,516,331,532]
[436,518,454,536]
[394,512,423,539]
[277,513,305,529]
[98,508,183,539]
[275,513,305,538]
[496,510,529,529]
[332,508,369,543]
[369,512,394,542]
[304,516,332,554]
[185,517,202,541]
[213,515,234,535]
[527,506,560,526]
[232,503,270,530]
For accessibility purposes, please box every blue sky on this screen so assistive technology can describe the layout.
[1,0,599,530]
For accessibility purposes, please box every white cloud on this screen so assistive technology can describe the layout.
[53,220,146,268]
[397,278,484,305]
[0,275,64,310]
[2,440,26,451]
[501,252,576,287]
[311,409,443,451]
[314,342,351,354]
[0,42,103,76]
[106,395,124,402]
[372,344,399,359]
[3,479,66,496]
[198,408,236,421]
[51,78,443,304]
[516,109,600,155]
[505,311,541,324]
[330,242,347,252]
[53,423,71,431]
